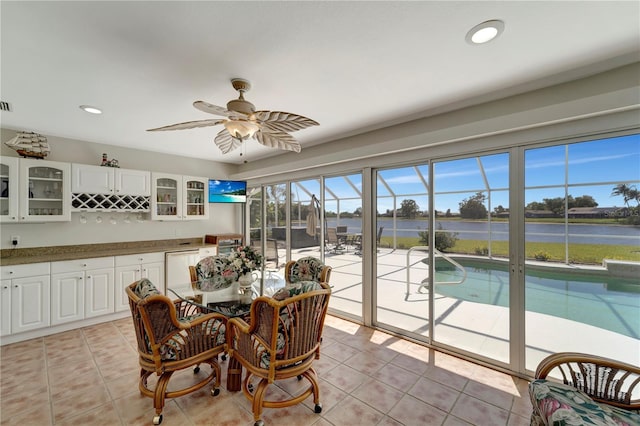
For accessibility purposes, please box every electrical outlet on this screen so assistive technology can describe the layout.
[11,235,20,246]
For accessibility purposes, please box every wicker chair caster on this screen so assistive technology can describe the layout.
[193,365,200,374]
[153,414,163,425]
[211,387,220,397]
[314,403,322,413]
[297,375,303,381]
[254,420,264,426]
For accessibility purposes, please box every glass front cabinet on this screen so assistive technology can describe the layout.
[151,173,208,221]
[0,157,19,222]
[19,159,71,222]
[1,157,71,223]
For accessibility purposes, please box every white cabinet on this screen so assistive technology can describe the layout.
[71,164,150,196]
[0,263,51,335]
[1,279,11,336]
[0,157,19,223]
[0,158,70,222]
[151,173,208,221]
[115,252,165,311]
[71,164,150,212]
[51,257,115,325]
[18,159,71,222]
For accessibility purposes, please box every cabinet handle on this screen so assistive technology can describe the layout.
[8,271,13,275]
[82,263,87,267]
[14,285,18,288]
[87,275,91,279]
[2,285,7,289]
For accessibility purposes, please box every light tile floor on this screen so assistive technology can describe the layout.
[0,315,533,425]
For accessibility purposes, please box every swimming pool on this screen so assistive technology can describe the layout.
[434,258,640,339]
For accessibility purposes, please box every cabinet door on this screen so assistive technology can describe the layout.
[151,173,182,220]
[115,169,150,196]
[11,275,50,333]
[19,159,71,222]
[71,164,114,194]
[0,157,19,223]
[51,272,85,325]
[183,176,209,220]
[142,262,165,294]
[115,265,140,312]
[1,279,11,336]
[85,268,115,318]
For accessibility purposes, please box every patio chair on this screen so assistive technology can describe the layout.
[126,278,227,425]
[227,281,332,426]
[250,238,280,268]
[284,256,332,286]
[326,227,346,253]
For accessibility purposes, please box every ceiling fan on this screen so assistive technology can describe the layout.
[147,78,318,154]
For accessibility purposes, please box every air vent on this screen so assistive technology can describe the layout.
[0,101,12,112]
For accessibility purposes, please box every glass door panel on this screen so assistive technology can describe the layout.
[524,135,640,371]
[375,165,430,338]
[432,153,510,364]
[324,173,363,319]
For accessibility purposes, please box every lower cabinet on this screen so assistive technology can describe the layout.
[115,252,165,312]
[51,257,116,325]
[0,262,51,336]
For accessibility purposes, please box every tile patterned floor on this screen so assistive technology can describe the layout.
[0,315,533,425]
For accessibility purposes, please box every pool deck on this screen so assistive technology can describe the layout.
[261,246,640,370]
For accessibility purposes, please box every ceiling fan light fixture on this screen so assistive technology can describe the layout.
[224,119,259,141]
[466,20,504,44]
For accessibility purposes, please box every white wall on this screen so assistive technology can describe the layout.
[233,63,640,184]
[0,131,242,249]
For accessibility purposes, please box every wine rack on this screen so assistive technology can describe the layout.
[71,193,150,211]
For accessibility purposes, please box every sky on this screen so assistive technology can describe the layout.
[269,134,640,214]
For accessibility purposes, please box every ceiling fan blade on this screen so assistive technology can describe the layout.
[214,129,242,154]
[147,119,224,132]
[194,100,248,119]
[254,130,301,153]
[254,110,319,133]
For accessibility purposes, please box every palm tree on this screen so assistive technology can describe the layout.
[611,183,635,207]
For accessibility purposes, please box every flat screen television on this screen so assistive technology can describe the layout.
[208,179,247,203]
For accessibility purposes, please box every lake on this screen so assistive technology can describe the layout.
[323,218,640,246]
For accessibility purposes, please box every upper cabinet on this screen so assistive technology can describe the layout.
[151,173,209,221]
[17,159,71,222]
[71,164,150,212]
[0,157,19,222]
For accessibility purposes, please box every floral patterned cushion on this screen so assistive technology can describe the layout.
[288,257,325,283]
[194,256,238,291]
[133,278,159,298]
[273,280,323,301]
[529,379,640,426]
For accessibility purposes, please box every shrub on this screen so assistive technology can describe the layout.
[418,224,458,252]
[474,246,489,256]
[533,251,551,261]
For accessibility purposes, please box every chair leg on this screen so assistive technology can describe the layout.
[152,371,173,425]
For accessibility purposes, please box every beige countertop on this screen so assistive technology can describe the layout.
[0,238,216,266]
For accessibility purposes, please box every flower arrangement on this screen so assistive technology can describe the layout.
[228,245,263,275]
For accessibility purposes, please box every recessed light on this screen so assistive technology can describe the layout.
[466,20,504,44]
[80,105,102,114]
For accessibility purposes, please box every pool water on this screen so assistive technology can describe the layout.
[434,259,640,339]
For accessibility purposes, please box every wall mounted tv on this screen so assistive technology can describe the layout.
[208,179,247,203]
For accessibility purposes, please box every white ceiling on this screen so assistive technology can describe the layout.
[2,1,639,165]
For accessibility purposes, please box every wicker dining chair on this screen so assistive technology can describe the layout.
[284,256,332,286]
[126,279,227,425]
[227,281,331,426]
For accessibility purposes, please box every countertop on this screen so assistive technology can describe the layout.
[0,238,215,266]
